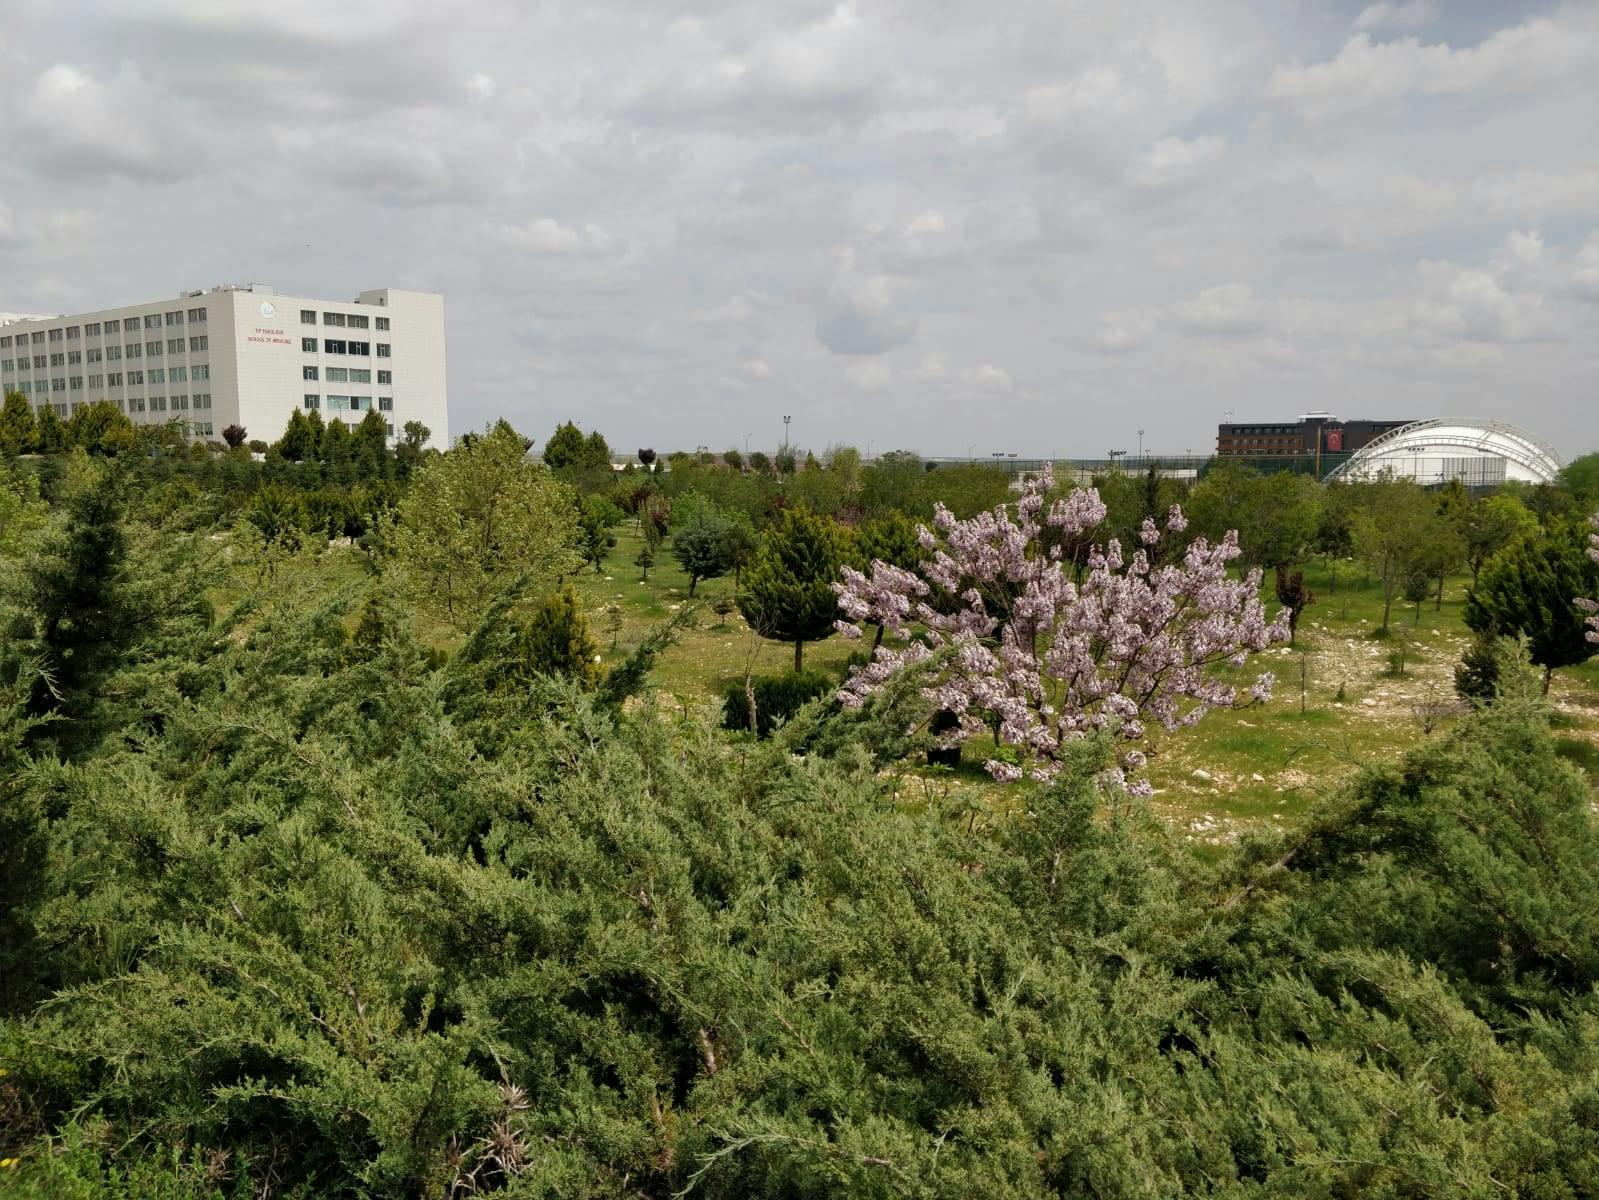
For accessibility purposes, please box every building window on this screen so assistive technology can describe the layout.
[192,364,209,381]
[301,337,317,352]
[31,332,44,344]
[127,370,143,385]
[85,323,100,336]
[107,372,122,386]
[324,339,346,354]
[66,326,79,340]
[187,307,207,323]
[323,312,346,327]
[348,314,369,329]
[123,318,139,332]
[69,376,83,390]
[172,395,189,410]
[0,336,9,348]
[33,355,46,369]
[303,394,320,409]
[189,335,208,352]
[88,374,103,389]
[52,378,66,392]
[375,369,390,385]
[126,343,142,358]
[378,396,393,412]
[167,338,183,354]
[350,396,371,411]
[300,309,316,324]
[149,396,167,412]
[347,368,370,383]
[48,328,63,342]
[67,350,81,365]
[325,366,348,382]
[143,315,159,329]
[0,360,10,373]
[105,346,121,361]
[375,317,389,331]
[303,365,319,380]
[146,340,162,356]
[170,366,187,381]
[348,341,369,356]
[193,394,210,409]
[326,394,349,411]
[149,368,165,383]
[375,343,390,358]
[126,397,143,413]
[50,353,64,367]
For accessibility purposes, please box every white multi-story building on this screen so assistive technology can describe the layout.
[0,283,447,448]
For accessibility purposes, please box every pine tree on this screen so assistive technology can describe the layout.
[34,403,68,453]
[670,505,734,596]
[738,507,849,671]
[1466,519,1598,692]
[0,390,38,455]
[353,409,391,481]
[514,586,603,688]
[278,408,315,461]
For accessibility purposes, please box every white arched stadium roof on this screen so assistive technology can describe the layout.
[1324,418,1561,486]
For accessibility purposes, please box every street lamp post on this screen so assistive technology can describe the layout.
[743,432,751,453]
[782,414,791,450]
[1138,429,1144,458]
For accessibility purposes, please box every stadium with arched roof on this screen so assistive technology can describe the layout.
[1323,418,1561,487]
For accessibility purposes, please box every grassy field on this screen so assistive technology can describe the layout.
[220,525,1599,846]
[571,528,1599,845]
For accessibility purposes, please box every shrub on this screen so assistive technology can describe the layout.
[1455,631,1502,704]
[719,670,835,736]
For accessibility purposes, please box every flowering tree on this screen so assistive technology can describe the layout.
[834,468,1290,790]
[1579,513,1599,645]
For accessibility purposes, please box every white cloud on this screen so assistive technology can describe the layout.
[1354,1,1440,33]
[1173,283,1268,336]
[964,363,1013,391]
[815,272,917,355]
[845,361,892,390]
[1269,18,1593,118]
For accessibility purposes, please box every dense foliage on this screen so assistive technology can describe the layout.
[3,433,1599,1197]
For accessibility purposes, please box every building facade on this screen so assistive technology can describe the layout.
[0,283,447,449]
[1215,412,1411,459]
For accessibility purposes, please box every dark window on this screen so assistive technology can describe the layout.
[303,394,319,409]
[303,365,318,380]
[375,343,389,358]
[323,339,346,354]
[302,337,317,352]
[301,309,316,324]
[347,341,369,356]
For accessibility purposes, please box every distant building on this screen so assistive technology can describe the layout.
[1324,418,1560,487]
[0,283,447,448]
[1215,412,1411,459]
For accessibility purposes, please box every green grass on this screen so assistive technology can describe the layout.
[216,531,1599,843]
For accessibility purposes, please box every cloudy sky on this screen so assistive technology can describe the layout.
[1,1,1595,457]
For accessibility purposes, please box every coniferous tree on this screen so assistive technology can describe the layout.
[738,507,850,671]
[1465,518,1599,692]
[513,586,603,688]
[353,409,390,481]
[33,404,68,453]
[0,390,38,455]
[277,408,315,461]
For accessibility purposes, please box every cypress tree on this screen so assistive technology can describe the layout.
[0,389,38,455]
[737,507,849,671]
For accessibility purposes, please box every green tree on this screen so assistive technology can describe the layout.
[1465,518,1599,692]
[353,409,391,481]
[65,399,138,456]
[738,507,850,671]
[578,495,619,573]
[634,536,655,581]
[0,390,38,455]
[1187,463,1322,569]
[320,415,353,468]
[1560,452,1599,511]
[670,505,736,596]
[513,586,603,688]
[1351,478,1436,632]
[383,422,581,628]
[34,403,69,453]
[1460,491,1538,586]
[543,420,610,470]
[276,408,315,461]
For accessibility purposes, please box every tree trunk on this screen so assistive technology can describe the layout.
[1543,664,1553,695]
[794,639,804,673]
[872,623,885,653]
[1381,587,1393,632]
[688,575,697,597]
[1435,571,1444,610]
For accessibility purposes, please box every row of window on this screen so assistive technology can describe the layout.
[303,394,393,413]
[31,401,214,436]
[307,338,389,356]
[302,367,390,383]
[8,365,208,393]
[0,310,205,350]
[2,335,210,371]
[299,309,389,331]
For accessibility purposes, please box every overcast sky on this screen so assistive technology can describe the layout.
[2,1,1595,457]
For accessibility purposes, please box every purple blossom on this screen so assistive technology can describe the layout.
[1581,513,1599,645]
[834,466,1291,784]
